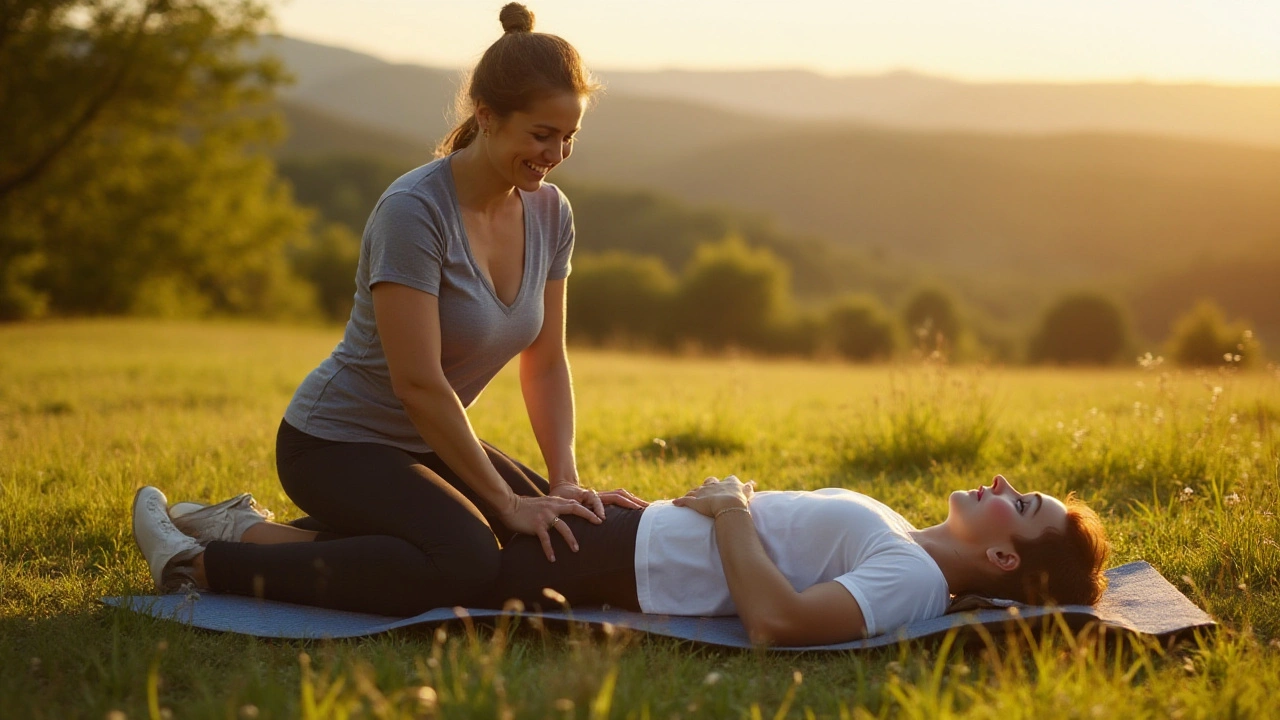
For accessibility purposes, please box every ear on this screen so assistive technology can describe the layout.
[985,545,1021,572]
[475,104,494,132]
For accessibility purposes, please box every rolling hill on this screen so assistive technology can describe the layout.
[259,36,1280,345]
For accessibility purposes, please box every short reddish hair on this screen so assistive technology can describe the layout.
[988,493,1110,605]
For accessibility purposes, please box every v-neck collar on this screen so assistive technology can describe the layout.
[446,155,532,315]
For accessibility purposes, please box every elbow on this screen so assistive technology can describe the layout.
[741,613,797,647]
[391,374,450,409]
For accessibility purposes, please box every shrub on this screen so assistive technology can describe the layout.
[826,295,898,361]
[1166,300,1263,367]
[289,223,362,322]
[901,286,962,351]
[567,253,676,346]
[1028,292,1130,365]
[673,236,790,350]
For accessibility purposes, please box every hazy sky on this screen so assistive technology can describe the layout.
[271,0,1280,84]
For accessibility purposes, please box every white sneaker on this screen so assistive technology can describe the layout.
[131,486,203,593]
[168,493,274,545]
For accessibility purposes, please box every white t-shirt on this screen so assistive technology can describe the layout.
[633,488,951,637]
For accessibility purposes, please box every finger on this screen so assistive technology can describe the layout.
[553,518,579,552]
[703,477,718,485]
[672,496,688,507]
[538,529,556,563]
[598,492,645,510]
[563,501,603,524]
[614,488,651,506]
[586,490,606,519]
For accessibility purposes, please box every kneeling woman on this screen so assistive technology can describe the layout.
[491,473,1109,646]
[133,474,1108,646]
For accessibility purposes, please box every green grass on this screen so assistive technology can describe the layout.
[3,319,1279,718]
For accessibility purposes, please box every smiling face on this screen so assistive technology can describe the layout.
[947,475,1069,570]
[476,91,586,192]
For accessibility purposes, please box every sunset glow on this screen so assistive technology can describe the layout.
[273,0,1280,83]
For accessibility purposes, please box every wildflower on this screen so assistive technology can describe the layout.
[704,671,722,686]
[239,705,260,719]
[1225,493,1241,506]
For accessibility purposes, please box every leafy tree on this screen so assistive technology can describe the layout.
[1,1,315,319]
[1166,301,1262,367]
[278,155,407,232]
[566,253,676,345]
[826,295,898,361]
[289,223,361,322]
[673,236,790,350]
[901,286,961,352]
[1028,292,1130,365]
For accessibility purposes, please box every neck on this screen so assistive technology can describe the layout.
[910,523,992,597]
[450,142,517,214]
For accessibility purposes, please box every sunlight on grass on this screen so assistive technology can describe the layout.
[2,320,1279,717]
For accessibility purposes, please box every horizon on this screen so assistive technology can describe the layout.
[272,0,1280,85]
[269,33,1280,89]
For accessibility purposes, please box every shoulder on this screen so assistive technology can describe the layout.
[375,158,453,214]
[525,182,573,220]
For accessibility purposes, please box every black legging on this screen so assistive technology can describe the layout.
[202,419,551,616]
[487,505,644,613]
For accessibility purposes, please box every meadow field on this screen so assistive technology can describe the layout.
[3,320,1279,718]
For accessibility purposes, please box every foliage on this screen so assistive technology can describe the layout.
[1028,292,1131,365]
[277,154,408,233]
[565,253,676,346]
[288,223,361,322]
[1166,300,1264,368]
[0,0,317,320]
[826,294,899,361]
[672,236,790,350]
[5,321,1280,717]
[901,285,962,352]
[1131,245,1280,350]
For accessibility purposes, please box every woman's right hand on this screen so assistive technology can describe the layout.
[499,495,601,562]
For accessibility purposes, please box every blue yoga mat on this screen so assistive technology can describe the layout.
[102,561,1213,651]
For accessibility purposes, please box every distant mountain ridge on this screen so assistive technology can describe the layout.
[259,36,1280,149]
[259,36,1280,343]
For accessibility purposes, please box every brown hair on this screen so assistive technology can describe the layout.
[988,493,1111,605]
[435,3,600,157]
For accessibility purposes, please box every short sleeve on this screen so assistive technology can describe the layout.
[366,191,445,296]
[548,187,575,280]
[832,548,948,637]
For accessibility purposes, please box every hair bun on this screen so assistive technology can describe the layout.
[499,3,535,33]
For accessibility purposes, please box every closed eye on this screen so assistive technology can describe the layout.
[1016,499,1026,513]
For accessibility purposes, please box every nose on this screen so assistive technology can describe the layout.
[993,474,1020,495]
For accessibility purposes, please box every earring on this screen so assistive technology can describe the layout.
[482,126,490,137]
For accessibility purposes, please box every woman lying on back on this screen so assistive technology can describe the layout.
[487,473,1110,646]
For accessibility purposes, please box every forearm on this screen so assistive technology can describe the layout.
[520,353,578,486]
[399,383,517,514]
[712,508,804,643]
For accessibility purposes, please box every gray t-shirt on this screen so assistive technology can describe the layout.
[285,155,575,452]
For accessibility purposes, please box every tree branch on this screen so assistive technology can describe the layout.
[0,0,165,202]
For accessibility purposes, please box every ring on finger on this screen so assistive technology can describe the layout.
[548,516,562,529]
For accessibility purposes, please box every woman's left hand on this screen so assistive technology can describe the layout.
[549,482,650,519]
[672,475,755,518]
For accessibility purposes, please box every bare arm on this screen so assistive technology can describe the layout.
[372,282,598,560]
[519,279,578,488]
[673,477,867,646]
[519,279,648,514]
